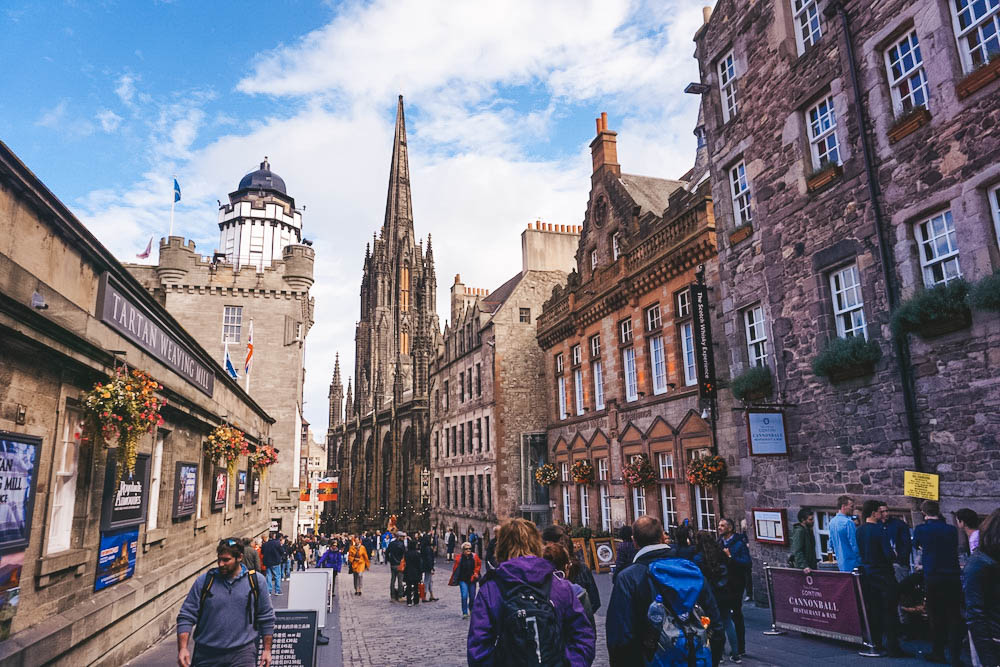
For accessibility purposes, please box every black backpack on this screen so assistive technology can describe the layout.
[495,575,564,666]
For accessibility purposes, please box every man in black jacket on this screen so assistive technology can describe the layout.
[385,532,406,601]
[261,533,284,595]
[606,515,724,666]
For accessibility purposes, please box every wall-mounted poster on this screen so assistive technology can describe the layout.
[746,410,788,456]
[211,467,228,512]
[0,432,42,554]
[236,470,247,508]
[172,461,198,519]
[250,470,260,505]
[752,508,789,545]
[100,450,151,532]
[0,550,25,640]
[590,537,617,574]
[95,527,139,591]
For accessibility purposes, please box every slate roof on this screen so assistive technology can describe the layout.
[480,272,524,313]
[619,173,685,216]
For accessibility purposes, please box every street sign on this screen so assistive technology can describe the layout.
[903,470,939,500]
[691,284,717,399]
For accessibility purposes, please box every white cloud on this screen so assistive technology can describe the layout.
[36,99,95,137]
[97,109,122,132]
[37,100,68,128]
[115,73,137,107]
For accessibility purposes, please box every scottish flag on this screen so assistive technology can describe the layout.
[223,341,238,380]
[173,178,181,203]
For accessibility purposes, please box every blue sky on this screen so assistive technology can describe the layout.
[2,0,705,435]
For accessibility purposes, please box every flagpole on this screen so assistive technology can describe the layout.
[245,318,253,393]
[169,174,176,237]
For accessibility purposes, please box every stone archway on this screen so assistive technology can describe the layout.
[381,431,394,515]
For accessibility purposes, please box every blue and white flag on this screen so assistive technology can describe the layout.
[173,178,181,203]
[223,341,238,380]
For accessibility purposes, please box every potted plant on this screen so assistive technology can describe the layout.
[888,105,932,143]
[570,525,593,540]
[206,424,249,480]
[82,366,166,483]
[811,335,883,382]
[891,279,972,339]
[969,271,1000,312]
[806,162,843,192]
[249,443,278,480]
[534,463,558,486]
[622,455,657,489]
[571,459,595,485]
[686,455,727,487]
[730,365,773,402]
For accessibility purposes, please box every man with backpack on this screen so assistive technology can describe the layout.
[176,537,275,667]
[260,533,284,595]
[606,515,724,667]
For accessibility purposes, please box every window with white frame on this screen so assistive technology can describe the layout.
[623,347,638,402]
[562,485,572,523]
[660,484,678,529]
[681,322,697,386]
[807,95,841,169]
[222,305,243,343]
[950,0,1000,73]
[590,334,601,358]
[574,369,585,416]
[633,486,647,518]
[555,353,564,373]
[812,510,838,561]
[600,483,611,531]
[744,305,769,367]
[572,344,582,366]
[47,406,82,554]
[696,486,717,530]
[676,289,691,319]
[646,304,662,331]
[619,318,633,344]
[657,452,675,479]
[730,162,753,227]
[593,360,605,411]
[792,0,822,55]
[917,210,962,286]
[991,184,1000,248]
[591,249,598,270]
[580,485,590,527]
[598,457,609,482]
[558,376,567,420]
[650,336,667,395]
[147,431,164,530]
[612,233,621,260]
[885,30,929,116]
[830,264,868,338]
[561,462,569,483]
[718,51,739,122]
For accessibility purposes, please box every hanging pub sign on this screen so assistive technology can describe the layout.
[746,409,788,456]
[172,461,198,519]
[100,450,151,532]
[211,467,228,512]
[690,284,717,399]
[0,432,42,554]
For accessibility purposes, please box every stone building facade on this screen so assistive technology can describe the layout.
[0,141,272,665]
[329,97,440,532]
[126,159,314,537]
[537,114,742,536]
[430,224,578,541]
[298,421,326,535]
[693,0,1000,576]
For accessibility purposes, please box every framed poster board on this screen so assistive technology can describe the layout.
[95,527,139,591]
[590,537,617,573]
[571,537,590,570]
[746,409,788,456]
[172,461,198,519]
[0,432,42,554]
[258,609,317,667]
[100,450,151,532]
[236,470,247,508]
[752,507,789,545]
[250,469,260,505]
[211,467,227,512]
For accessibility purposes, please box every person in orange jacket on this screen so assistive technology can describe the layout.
[448,541,481,618]
[348,536,370,595]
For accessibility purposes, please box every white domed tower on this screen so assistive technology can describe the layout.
[218,158,303,271]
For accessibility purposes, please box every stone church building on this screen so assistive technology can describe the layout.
[328,97,440,532]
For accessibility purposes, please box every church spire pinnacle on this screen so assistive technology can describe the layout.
[383,95,413,255]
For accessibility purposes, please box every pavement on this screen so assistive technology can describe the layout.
[129,556,968,666]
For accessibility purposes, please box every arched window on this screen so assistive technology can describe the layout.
[400,265,410,310]
[401,329,410,355]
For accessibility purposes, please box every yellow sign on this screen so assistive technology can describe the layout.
[904,470,939,501]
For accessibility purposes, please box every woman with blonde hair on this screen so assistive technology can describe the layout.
[467,518,595,666]
[449,540,482,617]
[347,536,370,595]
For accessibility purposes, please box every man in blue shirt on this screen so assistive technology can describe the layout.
[828,495,861,572]
[912,500,962,666]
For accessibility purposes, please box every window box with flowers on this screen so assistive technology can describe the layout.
[534,463,558,486]
[891,279,972,339]
[571,460,595,485]
[686,455,727,487]
[888,106,931,144]
[205,424,249,480]
[969,271,1000,313]
[806,162,843,193]
[622,455,656,489]
[957,55,1000,100]
[82,367,166,483]
[730,365,773,402]
[811,335,882,382]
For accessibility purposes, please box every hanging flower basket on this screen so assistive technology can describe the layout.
[249,443,278,478]
[205,424,249,480]
[622,455,656,489]
[82,367,165,483]
[686,455,727,487]
[571,460,595,485]
[534,463,558,486]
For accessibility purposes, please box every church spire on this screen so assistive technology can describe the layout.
[382,95,414,256]
[329,353,344,427]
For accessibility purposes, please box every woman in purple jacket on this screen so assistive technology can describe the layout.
[467,518,595,667]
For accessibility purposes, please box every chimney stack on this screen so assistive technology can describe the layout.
[590,111,620,178]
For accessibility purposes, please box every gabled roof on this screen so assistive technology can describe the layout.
[480,271,523,313]
[619,173,685,216]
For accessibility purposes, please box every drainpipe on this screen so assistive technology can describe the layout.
[826,1,925,472]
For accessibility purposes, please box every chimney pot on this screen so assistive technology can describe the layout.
[601,112,608,131]
[703,6,712,24]
[595,118,602,134]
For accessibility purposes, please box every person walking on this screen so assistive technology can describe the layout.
[789,509,818,570]
[242,537,261,573]
[828,495,861,573]
[541,524,601,613]
[347,536,370,595]
[858,500,908,658]
[484,525,499,572]
[612,525,636,586]
[694,531,741,663]
[293,544,306,571]
[913,500,963,666]
[468,518,595,666]
[718,517,750,658]
[386,531,406,601]
[282,536,293,581]
[420,534,438,601]
[449,541,481,618]
[379,530,390,565]
[317,541,343,598]
[261,533,285,595]
[404,538,424,607]
[963,508,1000,667]
[446,529,457,560]
[176,537,275,667]
[606,515,724,667]
[543,542,595,628]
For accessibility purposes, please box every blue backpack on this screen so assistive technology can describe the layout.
[642,558,713,667]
